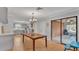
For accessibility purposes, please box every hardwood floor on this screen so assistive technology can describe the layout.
[12,35,64,51]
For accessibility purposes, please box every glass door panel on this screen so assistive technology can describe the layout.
[61,17,77,44]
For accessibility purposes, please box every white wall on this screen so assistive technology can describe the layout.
[36,20,51,40]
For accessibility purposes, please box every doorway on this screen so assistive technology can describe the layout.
[51,19,61,43]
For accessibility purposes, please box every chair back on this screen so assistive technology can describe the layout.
[66,35,76,45]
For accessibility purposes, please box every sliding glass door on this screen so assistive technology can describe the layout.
[51,16,78,44]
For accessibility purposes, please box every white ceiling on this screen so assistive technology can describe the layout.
[8,7,79,21]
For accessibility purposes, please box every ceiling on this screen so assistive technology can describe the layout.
[8,7,79,21]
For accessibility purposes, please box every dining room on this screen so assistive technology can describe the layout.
[0,7,79,51]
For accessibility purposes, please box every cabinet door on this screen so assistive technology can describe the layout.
[0,7,8,24]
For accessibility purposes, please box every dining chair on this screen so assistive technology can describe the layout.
[64,35,79,51]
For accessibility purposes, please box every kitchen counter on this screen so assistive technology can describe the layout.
[0,32,15,51]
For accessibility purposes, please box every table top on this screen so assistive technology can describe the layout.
[22,33,46,39]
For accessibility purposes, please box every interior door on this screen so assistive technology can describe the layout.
[51,20,61,43]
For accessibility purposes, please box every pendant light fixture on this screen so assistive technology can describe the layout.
[29,7,43,34]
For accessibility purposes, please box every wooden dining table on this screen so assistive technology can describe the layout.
[22,33,47,51]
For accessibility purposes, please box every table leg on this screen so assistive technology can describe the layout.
[23,35,24,43]
[74,48,75,51]
[33,40,35,51]
[74,48,77,51]
[75,48,78,51]
[45,36,47,48]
